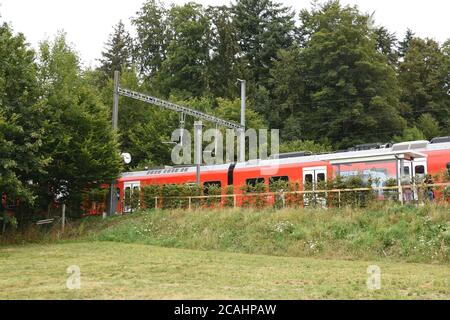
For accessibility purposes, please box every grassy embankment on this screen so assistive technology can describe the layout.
[1,204,449,299]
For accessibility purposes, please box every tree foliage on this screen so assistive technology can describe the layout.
[99,20,133,81]
[0,23,44,205]
[35,34,123,213]
[2,0,450,219]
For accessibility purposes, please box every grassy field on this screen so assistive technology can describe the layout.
[88,204,450,263]
[1,204,450,299]
[1,241,450,299]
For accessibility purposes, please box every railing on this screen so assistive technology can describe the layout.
[133,183,450,211]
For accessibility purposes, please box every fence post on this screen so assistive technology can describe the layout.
[155,197,158,210]
[399,186,404,205]
[188,197,192,210]
[338,190,341,208]
[233,194,237,208]
[61,203,66,234]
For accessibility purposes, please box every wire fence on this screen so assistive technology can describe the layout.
[121,182,450,213]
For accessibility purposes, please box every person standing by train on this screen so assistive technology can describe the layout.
[424,174,435,201]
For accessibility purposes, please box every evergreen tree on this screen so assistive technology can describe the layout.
[374,26,398,66]
[98,20,133,80]
[37,34,122,213]
[398,28,414,58]
[417,113,441,140]
[233,0,296,87]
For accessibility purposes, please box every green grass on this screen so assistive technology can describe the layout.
[1,204,449,299]
[83,204,450,264]
[1,241,449,299]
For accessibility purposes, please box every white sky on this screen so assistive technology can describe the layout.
[0,0,449,67]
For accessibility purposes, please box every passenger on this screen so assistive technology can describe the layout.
[424,174,435,201]
[403,187,413,202]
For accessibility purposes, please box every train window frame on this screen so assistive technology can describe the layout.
[304,174,313,183]
[403,166,410,176]
[269,176,289,185]
[317,173,326,183]
[203,181,222,195]
[245,178,265,187]
[415,165,425,175]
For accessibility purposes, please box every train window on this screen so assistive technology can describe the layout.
[403,166,410,176]
[246,178,265,187]
[304,174,313,184]
[446,163,450,175]
[269,176,289,185]
[415,165,425,175]
[203,181,221,195]
[317,173,326,182]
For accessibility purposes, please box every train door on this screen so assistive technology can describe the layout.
[412,159,427,200]
[123,181,140,213]
[399,159,427,201]
[412,159,427,181]
[303,167,327,207]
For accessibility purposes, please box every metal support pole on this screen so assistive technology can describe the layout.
[108,71,120,217]
[61,203,66,234]
[238,79,246,162]
[194,121,203,186]
[397,157,404,204]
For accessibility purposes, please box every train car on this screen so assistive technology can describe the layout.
[116,164,231,213]
[109,137,450,214]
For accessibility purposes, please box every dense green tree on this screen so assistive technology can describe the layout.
[214,98,267,130]
[398,28,414,58]
[393,126,425,142]
[233,0,296,87]
[36,34,122,213]
[206,5,242,99]
[417,113,441,140]
[269,47,305,130]
[374,26,398,66]
[398,37,450,127]
[132,0,168,78]
[154,3,210,98]
[279,140,331,153]
[0,23,45,207]
[98,20,133,81]
[272,1,406,148]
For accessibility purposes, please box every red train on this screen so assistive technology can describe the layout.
[108,137,450,214]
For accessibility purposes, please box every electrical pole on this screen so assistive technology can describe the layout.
[194,121,203,186]
[108,70,120,217]
[237,79,246,163]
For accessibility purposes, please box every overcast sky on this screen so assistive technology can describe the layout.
[1,0,449,67]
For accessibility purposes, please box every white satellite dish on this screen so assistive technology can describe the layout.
[121,153,132,164]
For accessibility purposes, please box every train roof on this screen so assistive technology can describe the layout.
[121,163,231,178]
